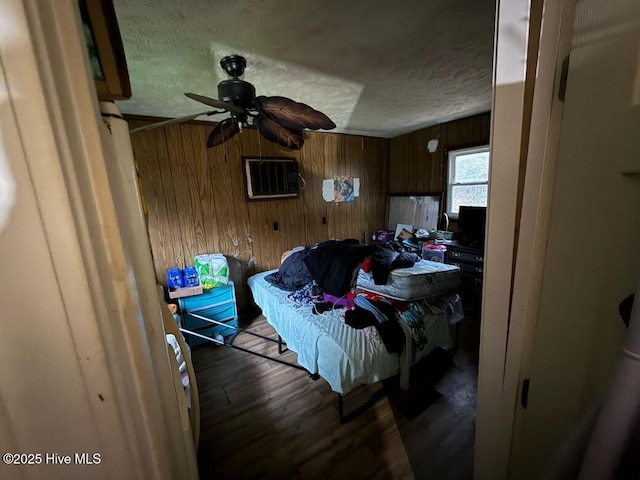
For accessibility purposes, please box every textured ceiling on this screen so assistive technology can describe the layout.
[114,0,495,138]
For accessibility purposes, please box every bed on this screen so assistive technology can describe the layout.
[247,266,457,396]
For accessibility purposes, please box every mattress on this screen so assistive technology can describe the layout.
[248,270,452,394]
[356,260,461,301]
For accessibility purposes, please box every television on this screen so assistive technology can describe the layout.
[457,206,486,248]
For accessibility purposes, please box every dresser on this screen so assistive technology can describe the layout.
[445,241,484,317]
[178,281,238,347]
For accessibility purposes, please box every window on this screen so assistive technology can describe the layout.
[446,145,490,218]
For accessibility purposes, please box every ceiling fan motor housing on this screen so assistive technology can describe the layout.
[218,55,255,110]
[218,79,256,109]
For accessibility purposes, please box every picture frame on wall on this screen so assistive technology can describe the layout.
[78,0,131,101]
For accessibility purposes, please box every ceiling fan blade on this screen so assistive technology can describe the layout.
[254,96,336,131]
[184,92,246,116]
[253,114,304,150]
[129,111,219,133]
[207,119,240,148]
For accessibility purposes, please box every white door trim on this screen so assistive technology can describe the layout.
[505,0,576,472]
[0,0,197,477]
[474,0,533,477]
[475,0,576,478]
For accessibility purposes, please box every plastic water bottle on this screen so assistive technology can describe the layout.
[183,266,199,287]
[167,268,184,289]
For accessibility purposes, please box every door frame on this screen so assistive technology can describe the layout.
[503,0,577,472]
[0,0,198,477]
[475,0,576,478]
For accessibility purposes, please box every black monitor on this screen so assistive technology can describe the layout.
[457,206,486,248]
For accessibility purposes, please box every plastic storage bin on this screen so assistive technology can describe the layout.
[178,282,238,347]
[423,244,447,263]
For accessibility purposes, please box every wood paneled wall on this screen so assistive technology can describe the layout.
[128,112,488,312]
[128,120,389,313]
[389,112,491,194]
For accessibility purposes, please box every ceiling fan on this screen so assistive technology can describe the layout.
[130,55,337,150]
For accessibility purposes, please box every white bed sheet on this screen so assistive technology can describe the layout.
[248,270,453,394]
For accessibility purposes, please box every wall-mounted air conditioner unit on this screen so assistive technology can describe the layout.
[244,157,300,200]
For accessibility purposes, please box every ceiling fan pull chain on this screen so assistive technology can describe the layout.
[222,120,228,163]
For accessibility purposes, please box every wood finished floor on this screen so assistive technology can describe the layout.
[192,315,480,479]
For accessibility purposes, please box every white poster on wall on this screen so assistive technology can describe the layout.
[322,179,334,202]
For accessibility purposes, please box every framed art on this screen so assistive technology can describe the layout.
[79,0,131,101]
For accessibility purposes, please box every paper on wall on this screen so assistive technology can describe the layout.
[322,179,334,202]
[353,178,360,197]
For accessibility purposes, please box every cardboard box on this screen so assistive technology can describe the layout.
[168,285,203,299]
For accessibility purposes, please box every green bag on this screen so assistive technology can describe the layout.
[194,254,229,289]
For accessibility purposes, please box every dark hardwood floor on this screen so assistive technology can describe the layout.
[191,314,480,479]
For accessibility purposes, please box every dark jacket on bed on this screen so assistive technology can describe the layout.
[304,239,373,297]
[264,248,313,291]
[371,243,421,285]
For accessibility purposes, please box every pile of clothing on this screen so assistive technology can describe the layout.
[265,239,422,293]
[366,241,422,285]
[264,239,446,355]
[345,292,405,354]
[265,239,373,296]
